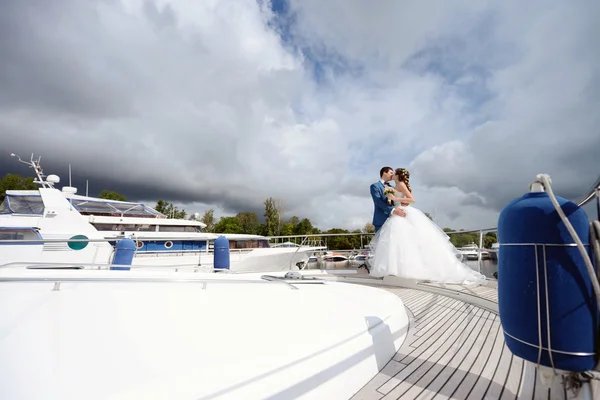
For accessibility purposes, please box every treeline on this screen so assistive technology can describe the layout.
[0,174,37,201]
[443,228,497,249]
[1,173,499,250]
[96,191,370,249]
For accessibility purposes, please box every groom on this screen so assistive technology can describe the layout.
[370,166,406,233]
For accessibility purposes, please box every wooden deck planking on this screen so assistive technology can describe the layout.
[401,311,496,399]
[380,308,485,396]
[423,312,498,399]
[517,361,537,399]
[485,337,517,399]
[465,316,508,400]
[350,285,569,400]
[500,351,524,399]
[451,320,502,400]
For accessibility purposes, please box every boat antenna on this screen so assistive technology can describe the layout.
[9,152,54,188]
[86,180,89,197]
[69,164,72,187]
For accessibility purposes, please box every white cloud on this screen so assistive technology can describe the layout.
[1,0,597,232]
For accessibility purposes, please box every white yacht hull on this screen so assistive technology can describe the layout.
[132,247,320,273]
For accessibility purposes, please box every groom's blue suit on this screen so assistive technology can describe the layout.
[370,181,394,233]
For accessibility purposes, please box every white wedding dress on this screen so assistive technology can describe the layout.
[368,190,487,284]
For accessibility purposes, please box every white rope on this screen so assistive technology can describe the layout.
[563,370,600,396]
[537,175,600,396]
[592,220,600,282]
[537,174,600,312]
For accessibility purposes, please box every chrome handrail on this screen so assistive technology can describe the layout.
[0,261,232,271]
[289,235,310,270]
[441,227,497,235]
[576,175,600,207]
[0,276,280,285]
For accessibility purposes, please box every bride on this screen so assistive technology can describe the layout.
[368,168,486,284]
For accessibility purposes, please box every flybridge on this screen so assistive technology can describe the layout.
[3,152,167,219]
[68,196,164,218]
[0,192,166,219]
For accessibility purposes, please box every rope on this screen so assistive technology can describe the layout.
[536,175,600,396]
[592,220,600,282]
[538,174,600,312]
[563,371,600,397]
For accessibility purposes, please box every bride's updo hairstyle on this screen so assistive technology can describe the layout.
[395,168,412,192]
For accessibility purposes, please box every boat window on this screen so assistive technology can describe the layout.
[0,195,45,214]
[0,199,9,214]
[92,223,157,232]
[157,225,201,233]
[229,239,270,249]
[0,227,41,241]
[70,199,164,218]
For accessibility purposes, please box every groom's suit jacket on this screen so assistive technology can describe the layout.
[370,181,395,226]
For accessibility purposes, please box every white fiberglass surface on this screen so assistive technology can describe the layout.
[0,270,408,400]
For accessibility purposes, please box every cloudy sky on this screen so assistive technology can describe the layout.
[1,0,598,230]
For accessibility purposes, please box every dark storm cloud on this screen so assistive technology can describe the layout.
[0,0,323,219]
[0,150,262,214]
[0,0,136,119]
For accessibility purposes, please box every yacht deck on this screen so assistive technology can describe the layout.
[311,272,577,399]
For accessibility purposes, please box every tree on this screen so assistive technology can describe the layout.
[154,200,187,219]
[200,209,217,232]
[0,173,37,202]
[274,198,284,234]
[324,228,354,250]
[483,235,497,248]
[350,229,363,249]
[214,216,242,233]
[280,222,295,236]
[294,218,314,235]
[263,197,280,236]
[448,232,479,248]
[98,190,127,202]
[362,223,375,233]
[236,211,260,235]
[424,212,433,221]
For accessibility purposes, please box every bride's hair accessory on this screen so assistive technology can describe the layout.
[395,168,412,192]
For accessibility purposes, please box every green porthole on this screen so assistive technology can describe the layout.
[68,234,89,250]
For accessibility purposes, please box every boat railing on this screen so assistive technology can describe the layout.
[0,260,235,273]
[0,235,325,270]
[0,265,304,290]
[577,174,600,206]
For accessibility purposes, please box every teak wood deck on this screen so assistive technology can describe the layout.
[342,279,571,400]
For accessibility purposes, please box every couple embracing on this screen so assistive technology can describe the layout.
[368,167,486,284]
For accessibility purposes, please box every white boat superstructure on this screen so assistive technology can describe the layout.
[0,153,325,272]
